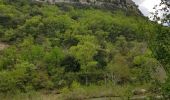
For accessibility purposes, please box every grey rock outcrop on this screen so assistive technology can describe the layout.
[132,89,147,95]
[33,0,141,14]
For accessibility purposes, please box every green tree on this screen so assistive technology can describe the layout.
[107,54,131,84]
[162,75,170,99]
[69,39,99,85]
[153,0,170,25]
[152,27,170,71]
[0,62,35,93]
[61,55,80,72]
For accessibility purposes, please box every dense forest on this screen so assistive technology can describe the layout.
[0,0,170,99]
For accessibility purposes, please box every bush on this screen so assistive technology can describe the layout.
[0,62,35,93]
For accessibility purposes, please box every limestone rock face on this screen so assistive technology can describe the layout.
[33,0,141,14]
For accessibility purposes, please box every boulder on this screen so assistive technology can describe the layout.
[130,95,148,100]
[132,89,147,95]
[153,95,164,100]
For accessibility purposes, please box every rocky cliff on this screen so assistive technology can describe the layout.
[34,0,141,14]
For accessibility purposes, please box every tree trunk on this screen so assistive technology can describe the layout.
[86,75,88,85]
[105,74,107,86]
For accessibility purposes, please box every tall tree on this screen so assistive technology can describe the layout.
[153,0,170,25]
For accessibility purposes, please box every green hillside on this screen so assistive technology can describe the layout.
[0,0,170,99]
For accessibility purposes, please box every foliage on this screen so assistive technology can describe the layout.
[162,75,170,98]
[0,0,167,97]
[152,0,170,25]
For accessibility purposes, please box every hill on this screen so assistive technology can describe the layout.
[0,0,169,99]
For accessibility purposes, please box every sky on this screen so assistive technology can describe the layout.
[132,0,161,16]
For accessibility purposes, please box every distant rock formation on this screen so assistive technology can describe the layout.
[33,0,141,14]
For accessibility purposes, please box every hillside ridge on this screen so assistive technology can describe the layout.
[34,0,141,14]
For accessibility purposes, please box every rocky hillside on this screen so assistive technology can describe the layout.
[34,0,141,14]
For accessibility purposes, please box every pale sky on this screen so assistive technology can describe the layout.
[132,0,161,16]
